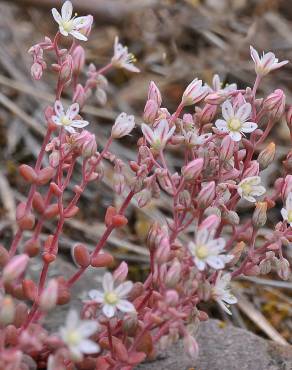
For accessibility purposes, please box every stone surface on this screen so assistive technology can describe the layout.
[138,319,292,370]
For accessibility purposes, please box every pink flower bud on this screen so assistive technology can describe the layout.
[263,89,286,120]
[143,100,159,124]
[199,214,220,233]
[182,79,208,106]
[242,160,259,178]
[3,254,29,283]
[197,104,217,124]
[257,142,276,170]
[205,92,227,105]
[59,55,73,85]
[182,158,204,181]
[73,130,97,158]
[31,62,43,80]
[220,135,234,162]
[73,84,86,108]
[165,290,179,306]
[156,237,170,264]
[73,244,90,267]
[79,15,93,38]
[72,45,85,75]
[113,261,128,283]
[148,81,162,107]
[184,334,199,360]
[276,258,290,280]
[165,259,181,288]
[252,202,268,228]
[281,175,292,200]
[286,105,292,128]
[19,164,37,184]
[39,279,58,311]
[197,181,216,208]
[136,189,152,208]
[111,113,135,139]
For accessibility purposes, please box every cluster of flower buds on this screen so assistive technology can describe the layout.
[1,1,291,369]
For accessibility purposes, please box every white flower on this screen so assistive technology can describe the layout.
[52,100,89,133]
[111,37,140,73]
[141,119,175,151]
[281,192,292,227]
[212,272,237,315]
[52,1,91,41]
[184,129,212,147]
[89,272,135,318]
[210,74,237,94]
[215,100,257,142]
[60,310,100,361]
[188,229,232,271]
[182,78,209,106]
[111,112,135,139]
[250,46,288,77]
[237,176,266,203]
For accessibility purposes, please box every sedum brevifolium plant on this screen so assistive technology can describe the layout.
[0,1,291,368]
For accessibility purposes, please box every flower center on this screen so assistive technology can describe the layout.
[61,116,72,126]
[196,245,209,259]
[228,118,241,131]
[241,182,252,195]
[62,20,74,33]
[288,210,292,223]
[65,330,81,346]
[104,292,119,305]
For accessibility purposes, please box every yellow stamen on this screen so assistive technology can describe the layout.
[196,245,209,259]
[104,292,118,305]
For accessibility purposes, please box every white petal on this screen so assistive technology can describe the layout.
[64,126,76,134]
[217,299,232,315]
[229,131,242,142]
[66,103,79,120]
[79,339,100,354]
[116,299,136,313]
[71,120,89,128]
[244,195,256,203]
[194,258,206,271]
[241,121,257,133]
[215,119,228,132]
[66,310,79,330]
[61,0,73,22]
[52,116,61,125]
[103,304,116,318]
[69,346,82,361]
[222,100,234,121]
[251,185,266,196]
[88,290,104,303]
[207,256,225,269]
[70,30,88,41]
[248,176,261,185]
[51,8,62,25]
[223,294,237,305]
[208,237,226,252]
[102,272,114,292]
[281,208,288,221]
[73,16,90,29]
[79,321,98,337]
[54,100,64,117]
[236,103,251,122]
[115,281,133,298]
[250,46,260,65]
[79,340,100,354]
[261,52,276,69]
[286,192,292,210]
[196,229,209,245]
[59,27,69,37]
[141,123,155,144]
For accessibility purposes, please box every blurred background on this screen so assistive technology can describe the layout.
[0,0,292,344]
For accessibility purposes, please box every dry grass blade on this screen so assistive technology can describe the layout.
[236,293,289,346]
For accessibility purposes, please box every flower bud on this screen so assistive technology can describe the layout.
[31,62,43,80]
[165,290,179,306]
[91,253,114,268]
[276,258,290,280]
[281,175,292,200]
[165,259,181,288]
[113,261,128,283]
[182,158,204,181]
[223,210,240,225]
[205,92,227,105]
[252,201,268,228]
[143,100,159,124]
[197,181,215,208]
[286,105,292,128]
[39,279,58,311]
[136,189,152,208]
[220,135,234,162]
[184,334,199,360]
[36,166,55,185]
[182,79,208,106]
[32,192,45,214]
[72,45,85,75]
[263,89,286,120]
[156,237,170,264]
[0,244,9,267]
[79,15,93,38]
[22,279,37,301]
[0,296,15,325]
[146,222,161,252]
[257,142,276,170]
[59,55,73,85]
[111,113,135,139]
[197,104,217,124]
[73,84,86,108]
[122,313,138,336]
[3,254,29,283]
[148,81,162,107]
[242,160,259,178]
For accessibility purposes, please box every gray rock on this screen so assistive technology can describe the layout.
[138,319,292,370]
